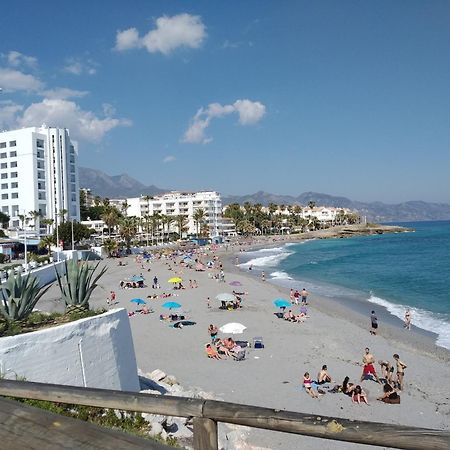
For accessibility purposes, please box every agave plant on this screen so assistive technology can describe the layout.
[0,272,52,322]
[55,259,107,313]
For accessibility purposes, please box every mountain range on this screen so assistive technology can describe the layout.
[79,167,450,222]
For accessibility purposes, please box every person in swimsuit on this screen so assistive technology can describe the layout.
[360,347,382,384]
[404,309,412,330]
[301,288,308,305]
[370,310,378,335]
[317,365,333,384]
[352,385,369,405]
[342,376,356,396]
[378,360,394,384]
[303,372,319,398]
[393,354,407,390]
[377,383,401,404]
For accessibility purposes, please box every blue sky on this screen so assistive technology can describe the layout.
[1,0,449,203]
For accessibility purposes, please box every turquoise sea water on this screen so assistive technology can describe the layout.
[239,221,450,349]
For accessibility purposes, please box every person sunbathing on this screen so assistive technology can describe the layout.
[342,376,356,396]
[303,372,319,399]
[216,340,233,357]
[377,383,400,404]
[352,385,369,405]
[205,344,222,360]
[317,365,333,384]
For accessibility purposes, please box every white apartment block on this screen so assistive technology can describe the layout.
[112,191,222,237]
[0,126,79,232]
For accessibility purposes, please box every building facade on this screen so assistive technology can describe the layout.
[0,126,79,232]
[111,191,222,237]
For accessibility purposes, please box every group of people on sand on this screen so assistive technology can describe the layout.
[289,288,309,305]
[282,305,309,323]
[206,324,246,360]
[303,348,407,405]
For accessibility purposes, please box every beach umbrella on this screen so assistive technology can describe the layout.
[130,275,144,282]
[229,281,243,286]
[216,293,235,302]
[130,298,146,305]
[219,322,247,334]
[162,301,182,309]
[168,277,183,283]
[273,299,290,308]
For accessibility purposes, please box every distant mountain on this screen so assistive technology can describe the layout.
[79,167,167,198]
[222,191,450,222]
[78,168,450,222]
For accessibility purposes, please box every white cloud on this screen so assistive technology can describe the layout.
[63,57,97,75]
[0,100,23,129]
[115,28,141,51]
[115,13,206,55]
[40,87,88,99]
[17,98,131,142]
[6,51,38,68]
[0,67,43,92]
[163,155,176,163]
[182,99,266,144]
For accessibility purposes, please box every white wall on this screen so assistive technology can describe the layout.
[25,260,66,287]
[0,308,140,392]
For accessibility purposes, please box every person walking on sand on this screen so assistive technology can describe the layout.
[370,310,378,335]
[393,354,407,390]
[290,289,295,304]
[404,309,412,330]
[206,297,211,309]
[360,347,382,384]
[110,291,116,304]
[261,271,266,282]
[301,288,308,305]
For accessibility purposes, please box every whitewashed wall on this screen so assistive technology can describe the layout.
[0,308,140,392]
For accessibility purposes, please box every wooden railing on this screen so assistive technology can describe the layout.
[0,380,449,450]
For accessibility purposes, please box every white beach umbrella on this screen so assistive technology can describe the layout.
[216,293,235,302]
[219,322,247,334]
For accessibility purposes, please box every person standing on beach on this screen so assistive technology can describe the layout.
[290,289,295,304]
[294,290,300,305]
[301,288,308,305]
[360,347,382,384]
[393,354,407,390]
[404,309,412,330]
[261,271,266,282]
[370,311,378,335]
[206,297,211,309]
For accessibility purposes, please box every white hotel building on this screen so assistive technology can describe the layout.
[115,191,222,237]
[0,126,79,232]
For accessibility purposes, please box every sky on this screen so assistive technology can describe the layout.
[1,0,449,204]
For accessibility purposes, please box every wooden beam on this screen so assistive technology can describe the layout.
[202,400,450,450]
[193,417,218,450]
[0,379,204,418]
[0,397,170,449]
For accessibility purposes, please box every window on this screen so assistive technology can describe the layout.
[1,206,8,214]
[0,152,6,159]
[38,182,45,190]
[10,161,17,168]
[11,193,18,199]
[9,151,17,157]
[38,192,46,200]
[1,194,8,200]
[10,172,17,178]
[0,163,6,169]
[11,182,18,188]
[1,183,7,189]
[9,141,16,147]
[37,161,44,169]
[0,143,6,149]
[1,173,7,179]
[36,139,44,148]
[37,150,44,158]
[12,205,19,216]
[12,220,19,227]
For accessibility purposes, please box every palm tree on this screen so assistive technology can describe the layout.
[101,207,120,237]
[103,238,119,257]
[29,210,42,231]
[119,216,137,252]
[175,215,188,239]
[163,215,175,242]
[261,219,271,235]
[38,235,55,256]
[41,218,54,235]
[308,200,316,210]
[121,200,129,215]
[142,195,152,216]
[150,213,162,245]
[193,209,206,238]
[59,209,68,224]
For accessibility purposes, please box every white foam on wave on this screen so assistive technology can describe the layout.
[239,250,292,268]
[368,294,450,350]
[270,271,293,280]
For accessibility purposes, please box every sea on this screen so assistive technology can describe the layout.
[238,221,450,350]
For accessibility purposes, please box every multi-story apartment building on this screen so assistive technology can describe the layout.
[0,126,80,233]
[110,191,222,237]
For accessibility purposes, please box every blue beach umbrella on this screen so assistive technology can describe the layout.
[162,301,182,310]
[130,298,146,305]
[273,299,290,308]
[130,275,145,282]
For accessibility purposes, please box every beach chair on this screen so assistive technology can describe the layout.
[253,337,264,349]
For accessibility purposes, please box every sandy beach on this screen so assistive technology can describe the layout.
[38,237,450,449]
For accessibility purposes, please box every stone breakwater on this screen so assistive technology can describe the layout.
[138,368,257,450]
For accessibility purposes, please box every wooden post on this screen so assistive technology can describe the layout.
[193,417,218,450]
